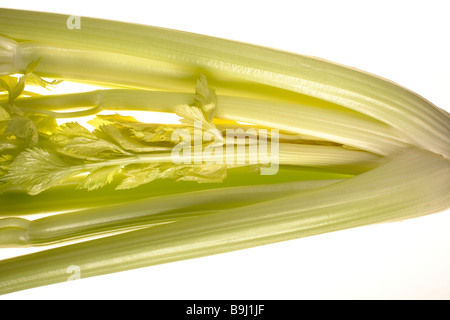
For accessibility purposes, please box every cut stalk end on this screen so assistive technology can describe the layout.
[0,218,30,248]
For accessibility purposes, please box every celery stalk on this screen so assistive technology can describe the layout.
[0,179,341,247]
[0,7,448,298]
[0,166,351,216]
[5,88,408,156]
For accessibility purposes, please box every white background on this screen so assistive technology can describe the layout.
[1,0,449,300]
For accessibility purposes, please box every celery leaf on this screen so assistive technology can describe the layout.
[5,147,85,195]
[0,105,10,121]
[50,122,133,159]
[116,162,227,190]
[77,165,122,191]
[95,124,171,153]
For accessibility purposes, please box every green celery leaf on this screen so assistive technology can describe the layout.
[116,162,227,190]
[0,106,10,121]
[24,113,58,136]
[5,147,85,195]
[77,165,122,191]
[50,122,132,159]
[95,124,171,153]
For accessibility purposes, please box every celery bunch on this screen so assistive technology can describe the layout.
[0,8,448,296]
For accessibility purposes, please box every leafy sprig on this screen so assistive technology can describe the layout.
[4,75,227,194]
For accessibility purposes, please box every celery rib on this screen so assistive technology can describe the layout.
[0,179,341,247]
[0,165,352,216]
[7,89,409,155]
